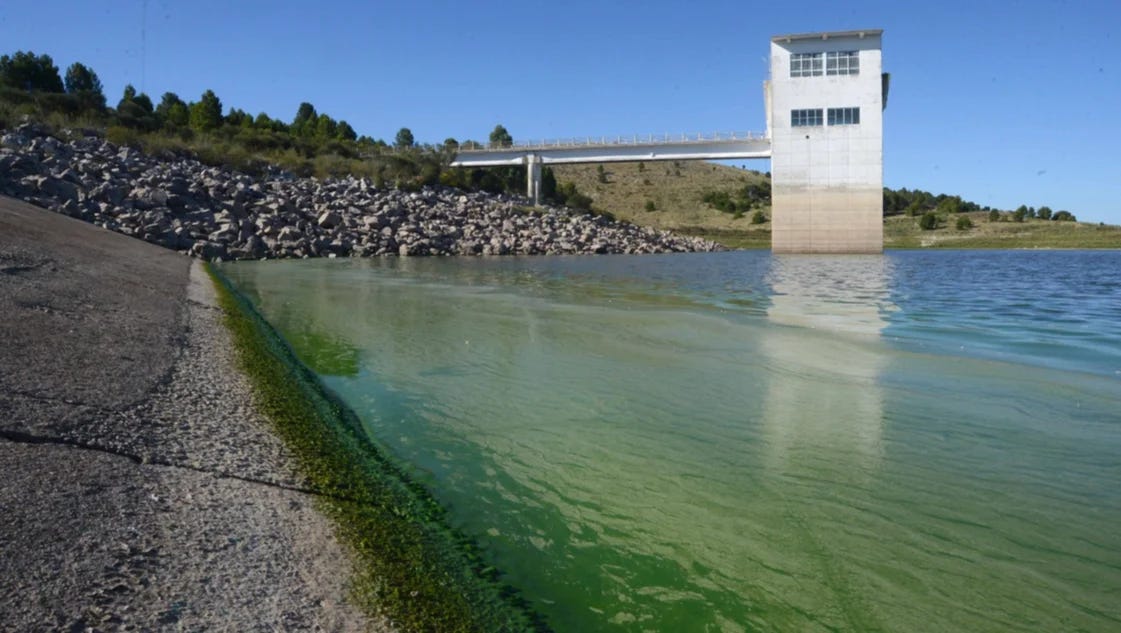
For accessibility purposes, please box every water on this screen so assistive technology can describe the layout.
[221,251,1121,632]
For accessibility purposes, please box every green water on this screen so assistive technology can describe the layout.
[222,251,1121,632]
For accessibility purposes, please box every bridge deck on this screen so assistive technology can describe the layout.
[451,132,772,167]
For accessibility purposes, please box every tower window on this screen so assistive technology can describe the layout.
[790,53,822,77]
[826,51,860,76]
[791,109,823,127]
[827,107,860,125]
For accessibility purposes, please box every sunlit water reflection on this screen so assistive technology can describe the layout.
[223,251,1121,632]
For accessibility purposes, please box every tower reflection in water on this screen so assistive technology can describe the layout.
[761,255,894,480]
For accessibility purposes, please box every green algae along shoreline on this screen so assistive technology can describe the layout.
[206,263,549,632]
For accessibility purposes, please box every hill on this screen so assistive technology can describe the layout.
[550,161,771,234]
[550,161,1121,249]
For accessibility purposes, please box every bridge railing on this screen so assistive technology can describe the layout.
[458,131,768,153]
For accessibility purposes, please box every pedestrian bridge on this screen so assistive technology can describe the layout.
[450,132,772,204]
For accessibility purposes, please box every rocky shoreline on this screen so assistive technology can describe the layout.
[0,123,722,261]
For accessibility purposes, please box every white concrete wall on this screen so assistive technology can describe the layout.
[769,32,884,253]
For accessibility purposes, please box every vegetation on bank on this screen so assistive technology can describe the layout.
[205,264,547,632]
[0,49,594,208]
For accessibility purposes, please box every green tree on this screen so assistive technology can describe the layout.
[116,84,156,129]
[956,216,973,230]
[540,166,558,201]
[291,102,317,136]
[489,124,512,148]
[156,92,189,128]
[62,62,105,110]
[336,120,357,141]
[919,212,938,230]
[0,51,64,92]
[314,113,337,139]
[189,89,223,132]
[1052,210,1076,222]
[1037,206,1053,220]
[988,209,1001,222]
[936,196,962,214]
[1012,207,1027,222]
[395,127,414,148]
[751,209,767,224]
[226,108,253,128]
[596,164,608,183]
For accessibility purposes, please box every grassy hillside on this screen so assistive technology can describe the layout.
[550,161,772,231]
[551,161,1121,249]
[885,213,1121,248]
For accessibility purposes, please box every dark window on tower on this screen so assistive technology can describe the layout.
[791,109,824,127]
[790,53,823,77]
[826,51,860,75]
[827,107,860,125]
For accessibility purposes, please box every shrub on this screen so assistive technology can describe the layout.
[105,125,141,147]
[988,209,1000,222]
[644,200,656,212]
[956,216,973,230]
[919,212,938,230]
[751,210,767,224]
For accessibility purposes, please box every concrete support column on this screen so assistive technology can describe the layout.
[525,154,542,206]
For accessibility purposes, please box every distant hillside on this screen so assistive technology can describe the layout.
[550,161,1121,249]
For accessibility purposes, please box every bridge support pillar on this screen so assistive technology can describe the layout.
[525,154,542,206]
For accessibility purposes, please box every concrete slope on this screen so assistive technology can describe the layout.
[0,196,386,632]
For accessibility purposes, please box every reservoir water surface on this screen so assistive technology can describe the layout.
[222,250,1121,632]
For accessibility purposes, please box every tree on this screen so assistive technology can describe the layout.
[489,124,512,148]
[225,108,253,128]
[116,84,156,129]
[1012,207,1027,222]
[395,127,414,148]
[541,166,558,201]
[936,196,962,214]
[751,209,767,224]
[156,92,189,128]
[919,212,938,230]
[291,102,317,136]
[314,113,337,139]
[0,51,64,92]
[1052,210,1076,222]
[336,120,357,141]
[63,62,105,110]
[442,137,459,152]
[189,89,223,132]
[988,209,1001,222]
[596,164,607,183]
[1037,206,1053,221]
[956,216,973,230]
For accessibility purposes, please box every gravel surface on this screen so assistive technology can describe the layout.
[0,195,390,632]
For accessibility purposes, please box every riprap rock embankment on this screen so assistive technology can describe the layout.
[0,124,722,260]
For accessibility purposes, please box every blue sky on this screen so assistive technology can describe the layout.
[2,0,1119,223]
